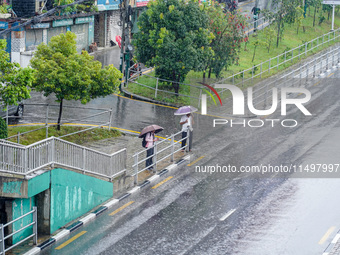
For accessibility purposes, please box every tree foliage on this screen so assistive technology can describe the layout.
[263,0,303,47]
[0,39,34,109]
[204,3,248,79]
[0,117,7,139]
[30,31,122,129]
[134,0,214,94]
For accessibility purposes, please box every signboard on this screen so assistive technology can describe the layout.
[97,0,119,10]
[75,16,94,24]
[31,23,50,29]
[0,21,8,29]
[136,0,149,7]
[323,0,340,4]
[53,19,73,27]
[12,22,24,31]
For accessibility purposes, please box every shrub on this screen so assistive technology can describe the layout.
[0,118,8,139]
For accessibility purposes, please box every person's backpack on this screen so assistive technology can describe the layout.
[142,136,147,148]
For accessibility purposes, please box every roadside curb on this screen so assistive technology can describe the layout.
[121,88,178,108]
[23,155,190,255]
[322,230,340,255]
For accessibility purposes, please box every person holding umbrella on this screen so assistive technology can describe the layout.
[139,125,163,171]
[175,106,197,152]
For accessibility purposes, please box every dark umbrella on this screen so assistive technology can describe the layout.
[139,125,164,138]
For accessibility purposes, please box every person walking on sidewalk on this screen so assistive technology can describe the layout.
[180,113,194,152]
[145,130,158,171]
[251,5,261,32]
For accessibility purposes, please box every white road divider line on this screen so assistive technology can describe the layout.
[219,209,236,221]
[331,233,340,244]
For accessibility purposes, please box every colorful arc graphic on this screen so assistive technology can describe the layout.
[199,82,223,106]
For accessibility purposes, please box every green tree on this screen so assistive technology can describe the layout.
[0,39,34,110]
[134,0,214,95]
[0,118,7,139]
[204,2,247,79]
[309,0,322,26]
[263,27,275,53]
[30,31,122,130]
[263,0,302,47]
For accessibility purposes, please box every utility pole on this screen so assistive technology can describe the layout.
[119,0,132,90]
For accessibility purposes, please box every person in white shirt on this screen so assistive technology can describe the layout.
[180,113,194,151]
[145,130,158,170]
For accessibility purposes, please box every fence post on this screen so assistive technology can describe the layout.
[24,147,28,173]
[291,50,294,63]
[108,108,113,130]
[155,78,159,98]
[46,104,49,139]
[33,206,38,245]
[232,70,235,85]
[17,132,20,144]
[6,105,8,126]
[198,89,202,108]
[251,65,254,83]
[154,143,157,171]
[82,148,86,172]
[134,154,138,185]
[284,51,287,63]
[186,130,190,152]
[51,138,55,167]
[0,224,4,255]
[306,62,309,81]
[242,70,244,87]
[305,42,307,56]
[268,58,271,74]
[171,135,174,162]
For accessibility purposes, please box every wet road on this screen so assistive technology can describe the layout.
[38,63,340,254]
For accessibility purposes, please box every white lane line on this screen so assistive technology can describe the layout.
[322,253,329,255]
[219,209,236,221]
[331,233,340,244]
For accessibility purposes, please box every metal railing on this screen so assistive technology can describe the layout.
[132,130,189,184]
[215,28,340,88]
[225,45,340,112]
[5,103,114,144]
[0,137,127,180]
[0,207,37,255]
[126,23,340,106]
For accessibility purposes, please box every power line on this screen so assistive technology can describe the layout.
[0,0,94,36]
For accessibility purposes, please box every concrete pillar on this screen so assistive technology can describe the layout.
[36,189,50,235]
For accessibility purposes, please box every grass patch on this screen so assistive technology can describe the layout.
[7,125,121,146]
[128,7,340,106]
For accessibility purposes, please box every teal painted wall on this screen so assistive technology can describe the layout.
[12,197,35,244]
[2,181,23,197]
[27,171,50,198]
[50,168,113,233]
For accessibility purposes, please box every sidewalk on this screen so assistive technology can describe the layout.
[82,132,187,194]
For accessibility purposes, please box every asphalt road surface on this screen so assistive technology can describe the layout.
[37,57,340,254]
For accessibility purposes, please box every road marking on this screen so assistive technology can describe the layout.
[113,94,226,119]
[239,0,255,7]
[219,209,236,221]
[109,201,135,216]
[331,233,340,244]
[152,176,173,189]
[187,156,205,166]
[55,231,87,250]
[327,72,334,78]
[319,226,336,245]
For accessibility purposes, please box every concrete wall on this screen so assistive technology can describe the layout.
[50,168,113,233]
[11,197,36,245]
